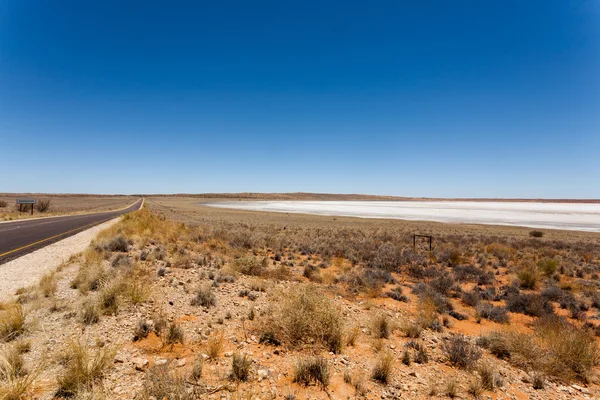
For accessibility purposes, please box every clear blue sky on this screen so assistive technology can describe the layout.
[1,1,598,197]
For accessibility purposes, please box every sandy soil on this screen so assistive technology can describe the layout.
[0,217,121,299]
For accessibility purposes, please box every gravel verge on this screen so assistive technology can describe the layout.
[0,217,121,299]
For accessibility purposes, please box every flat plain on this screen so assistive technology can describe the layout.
[0,195,599,399]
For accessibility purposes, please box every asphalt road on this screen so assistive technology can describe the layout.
[0,198,143,264]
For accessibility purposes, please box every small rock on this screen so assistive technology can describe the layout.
[132,357,148,371]
[155,358,168,366]
[224,351,234,357]
[176,358,187,367]
[258,369,269,381]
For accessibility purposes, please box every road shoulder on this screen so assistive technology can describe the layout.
[0,217,121,300]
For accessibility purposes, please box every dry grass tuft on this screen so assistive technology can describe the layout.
[163,322,184,345]
[206,332,223,360]
[38,273,57,297]
[140,365,195,400]
[371,352,394,384]
[230,352,252,381]
[191,283,216,308]
[0,304,26,342]
[98,283,121,315]
[293,356,330,387]
[371,312,391,339]
[262,284,344,353]
[0,345,40,400]
[81,301,100,325]
[56,341,116,397]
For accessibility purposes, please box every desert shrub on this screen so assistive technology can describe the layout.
[494,315,599,382]
[98,283,120,315]
[0,345,26,379]
[448,310,467,321]
[0,346,39,400]
[206,333,223,359]
[477,332,511,360]
[430,272,455,296]
[401,349,411,365]
[516,264,539,289]
[439,248,462,266]
[111,253,131,268]
[478,363,502,391]
[0,200,7,208]
[342,267,396,294]
[533,315,599,382]
[190,357,203,381]
[541,285,565,302]
[412,283,454,314]
[104,235,130,252]
[345,326,359,346]
[402,322,422,338]
[442,335,482,370]
[230,353,251,381]
[34,199,51,212]
[38,273,57,297]
[133,319,151,341]
[233,256,267,276]
[81,301,100,325]
[414,346,429,364]
[386,286,409,302]
[0,304,26,342]
[371,313,391,339]
[467,379,483,398]
[57,341,116,397]
[445,380,458,398]
[462,290,480,307]
[475,303,509,323]
[453,264,484,283]
[506,293,553,317]
[529,230,544,238]
[125,278,151,305]
[191,283,216,308]
[71,264,108,294]
[140,365,195,400]
[371,352,394,384]
[263,284,343,353]
[293,356,330,387]
[368,242,403,270]
[538,258,559,276]
[164,322,184,345]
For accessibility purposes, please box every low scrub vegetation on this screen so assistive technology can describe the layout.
[442,335,482,370]
[261,284,343,353]
[495,315,599,383]
[34,199,51,212]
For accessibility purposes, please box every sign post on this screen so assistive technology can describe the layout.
[16,199,36,215]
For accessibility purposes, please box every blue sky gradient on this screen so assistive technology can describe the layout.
[1,1,599,197]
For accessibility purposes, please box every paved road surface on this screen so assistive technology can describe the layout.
[0,199,143,264]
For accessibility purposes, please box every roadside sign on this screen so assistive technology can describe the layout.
[16,199,37,204]
[16,199,36,215]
